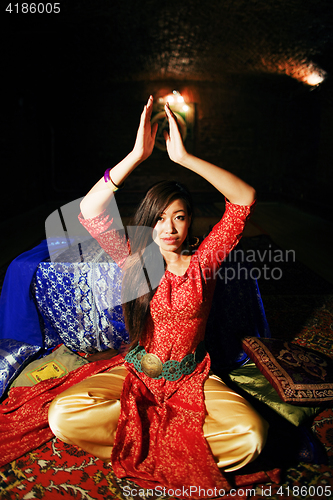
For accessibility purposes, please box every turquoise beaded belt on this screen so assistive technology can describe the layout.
[125,341,206,381]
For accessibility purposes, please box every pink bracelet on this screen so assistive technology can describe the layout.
[104,168,124,191]
[104,168,111,183]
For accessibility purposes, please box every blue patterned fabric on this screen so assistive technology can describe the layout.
[33,238,129,353]
[0,339,41,399]
[0,238,128,397]
[0,238,75,348]
[0,240,53,347]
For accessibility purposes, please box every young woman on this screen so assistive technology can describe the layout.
[48,96,268,496]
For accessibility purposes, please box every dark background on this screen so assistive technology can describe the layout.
[1,0,333,225]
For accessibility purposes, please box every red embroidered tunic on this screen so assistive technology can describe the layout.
[79,199,254,495]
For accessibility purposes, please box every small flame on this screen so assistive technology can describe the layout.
[303,71,325,86]
[164,91,185,104]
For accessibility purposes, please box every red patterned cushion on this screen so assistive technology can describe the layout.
[242,337,333,406]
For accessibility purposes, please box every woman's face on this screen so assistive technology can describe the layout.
[153,199,191,255]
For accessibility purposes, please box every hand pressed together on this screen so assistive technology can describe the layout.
[163,102,188,165]
[132,95,159,163]
[132,96,188,165]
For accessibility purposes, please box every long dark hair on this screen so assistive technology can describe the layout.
[122,180,193,349]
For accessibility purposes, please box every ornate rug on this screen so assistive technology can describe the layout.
[0,437,280,500]
[0,407,332,500]
[0,439,134,500]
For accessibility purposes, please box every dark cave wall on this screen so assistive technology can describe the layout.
[316,83,333,210]
[2,75,331,222]
[2,0,333,223]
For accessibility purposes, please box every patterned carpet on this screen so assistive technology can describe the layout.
[244,235,333,500]
[0,441,281,500]
[0,234,333,500]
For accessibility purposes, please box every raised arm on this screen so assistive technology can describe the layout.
[164,103,256,206]
[80,96,158,219]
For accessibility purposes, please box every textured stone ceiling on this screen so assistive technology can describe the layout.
[3,0,333,86]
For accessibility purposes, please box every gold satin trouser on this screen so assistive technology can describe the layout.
[48,366,268,472]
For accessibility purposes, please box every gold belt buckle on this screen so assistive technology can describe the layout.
[141,353,163,378]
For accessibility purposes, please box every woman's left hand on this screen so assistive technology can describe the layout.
[164,103,188,165]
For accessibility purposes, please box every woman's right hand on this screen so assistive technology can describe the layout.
[132,95,159,162]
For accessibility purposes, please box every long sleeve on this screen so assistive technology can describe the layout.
[195,198,255,278]
[78,210,130,266]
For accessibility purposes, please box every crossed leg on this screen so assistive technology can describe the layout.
[48,367,268,470]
